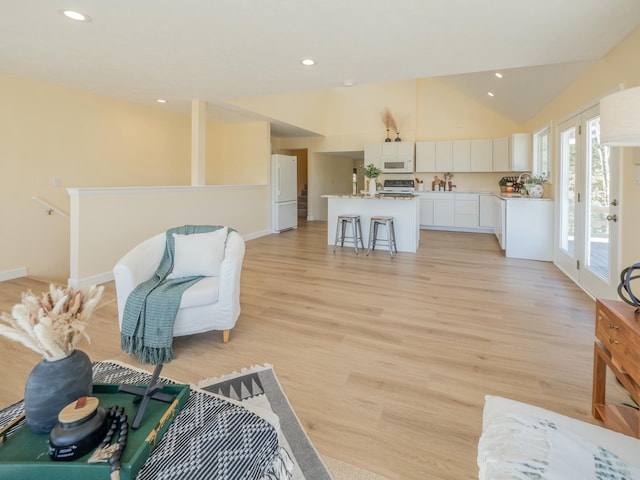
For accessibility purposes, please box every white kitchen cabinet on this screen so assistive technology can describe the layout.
[431,193,455,227]
[452,140,470,172]
[435,141,453,172]
[492,134,531,172]
[364,143,382,169]
[471,139,493,172]
[492,137,509,172]
[381,141,414,159]
[454,193,478,228]
[419,197,434,226]
[494,196,505,248]
[494,195,553,261]
[479,194,494,228]
[511,133,531,172]
[415,141,436,172]
[368,141,414,172]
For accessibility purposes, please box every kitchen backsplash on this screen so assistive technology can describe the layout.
[393,172,507,191]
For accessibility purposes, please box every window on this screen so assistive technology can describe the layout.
[533,125,551,180]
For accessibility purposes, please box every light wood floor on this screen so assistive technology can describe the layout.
[0,221,615,479]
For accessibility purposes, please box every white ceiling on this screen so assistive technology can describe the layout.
[1,1,639,134]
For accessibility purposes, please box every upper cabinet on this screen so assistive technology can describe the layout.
[365,141,414,173]
[493,133,531,172]
[452,140,470,172]
[470,139,493,172]
[416,138,494,172]
[414,134,532,173]
[416,141,453,172]
[415,141,436,172]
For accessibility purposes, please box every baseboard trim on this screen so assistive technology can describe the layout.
[68,271,114,288]
[243,229,271,241]
[0,267,27,282]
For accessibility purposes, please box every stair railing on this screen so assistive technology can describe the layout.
[32,197,70,219]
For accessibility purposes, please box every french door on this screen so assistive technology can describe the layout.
[556,105,620,299]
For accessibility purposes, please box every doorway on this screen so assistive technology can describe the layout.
[281,149,309,219]
[556,105,620,299]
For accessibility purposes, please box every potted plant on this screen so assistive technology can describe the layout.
[499,177,509,193]
[362,163,382,195]
[524,172,549,198]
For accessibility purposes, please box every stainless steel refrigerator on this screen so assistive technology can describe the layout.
[271,154,298,232]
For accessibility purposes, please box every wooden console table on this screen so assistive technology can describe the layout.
[593,298,640,437]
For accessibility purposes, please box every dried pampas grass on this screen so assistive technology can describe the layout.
[381,108,398,133]
[0,284,104,361]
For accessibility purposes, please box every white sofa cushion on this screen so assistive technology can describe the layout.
[479,396,640,480]
[178,277,220,308]
[168,227,228,279]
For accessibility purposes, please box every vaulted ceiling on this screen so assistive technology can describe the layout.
[1,1,639,133]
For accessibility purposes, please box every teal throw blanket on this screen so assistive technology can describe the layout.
[121,225,227,364]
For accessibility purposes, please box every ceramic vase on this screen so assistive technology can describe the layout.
[24,349,93,433]
[368,177,377,195]
[527,184,544,198]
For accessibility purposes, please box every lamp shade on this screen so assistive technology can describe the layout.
[600,86,640,146]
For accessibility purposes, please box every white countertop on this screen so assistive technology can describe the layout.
[414,191,552,201]
[494,193,553,201]
[321,193,418,200]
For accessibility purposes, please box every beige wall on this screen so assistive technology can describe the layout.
[206,121,271,185]
[523,26,640,269]
[0,73,272,282]
[0,72,192,282]
[416,78,522,139]
[68,186,269,286]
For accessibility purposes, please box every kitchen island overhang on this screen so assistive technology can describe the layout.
[322,194,420,253]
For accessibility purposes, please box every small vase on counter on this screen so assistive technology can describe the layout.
[368,177,377,195]
[527,184,544,198]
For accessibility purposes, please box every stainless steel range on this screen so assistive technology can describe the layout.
[380,179,415,196]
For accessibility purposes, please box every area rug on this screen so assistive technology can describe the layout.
[199,364,332,480]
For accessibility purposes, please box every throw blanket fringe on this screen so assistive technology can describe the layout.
[121,225,228,364]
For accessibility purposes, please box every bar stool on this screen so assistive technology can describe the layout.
[366,216,397,258]
[333,214,365,254]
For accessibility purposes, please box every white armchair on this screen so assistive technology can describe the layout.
[113,229,245,343]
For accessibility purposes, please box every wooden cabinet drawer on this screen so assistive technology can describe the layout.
[596,301,640,384]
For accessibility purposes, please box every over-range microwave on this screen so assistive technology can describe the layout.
[382,157,414,173]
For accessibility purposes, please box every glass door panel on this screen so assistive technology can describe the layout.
[559,126,577,257]
[585,116,611,281]
[555,105,619,299]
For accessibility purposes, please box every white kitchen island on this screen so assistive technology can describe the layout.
[322,194,420,253]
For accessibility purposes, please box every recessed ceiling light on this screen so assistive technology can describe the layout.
[488,92,495,97]
[156,99,167,104]
[495,72,503,79]
[62,10,91,22]
[301,58,316,66]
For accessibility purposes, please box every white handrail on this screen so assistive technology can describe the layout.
[32,197,70,219]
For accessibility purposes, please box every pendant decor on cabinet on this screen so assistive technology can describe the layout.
[381,108,399,143]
